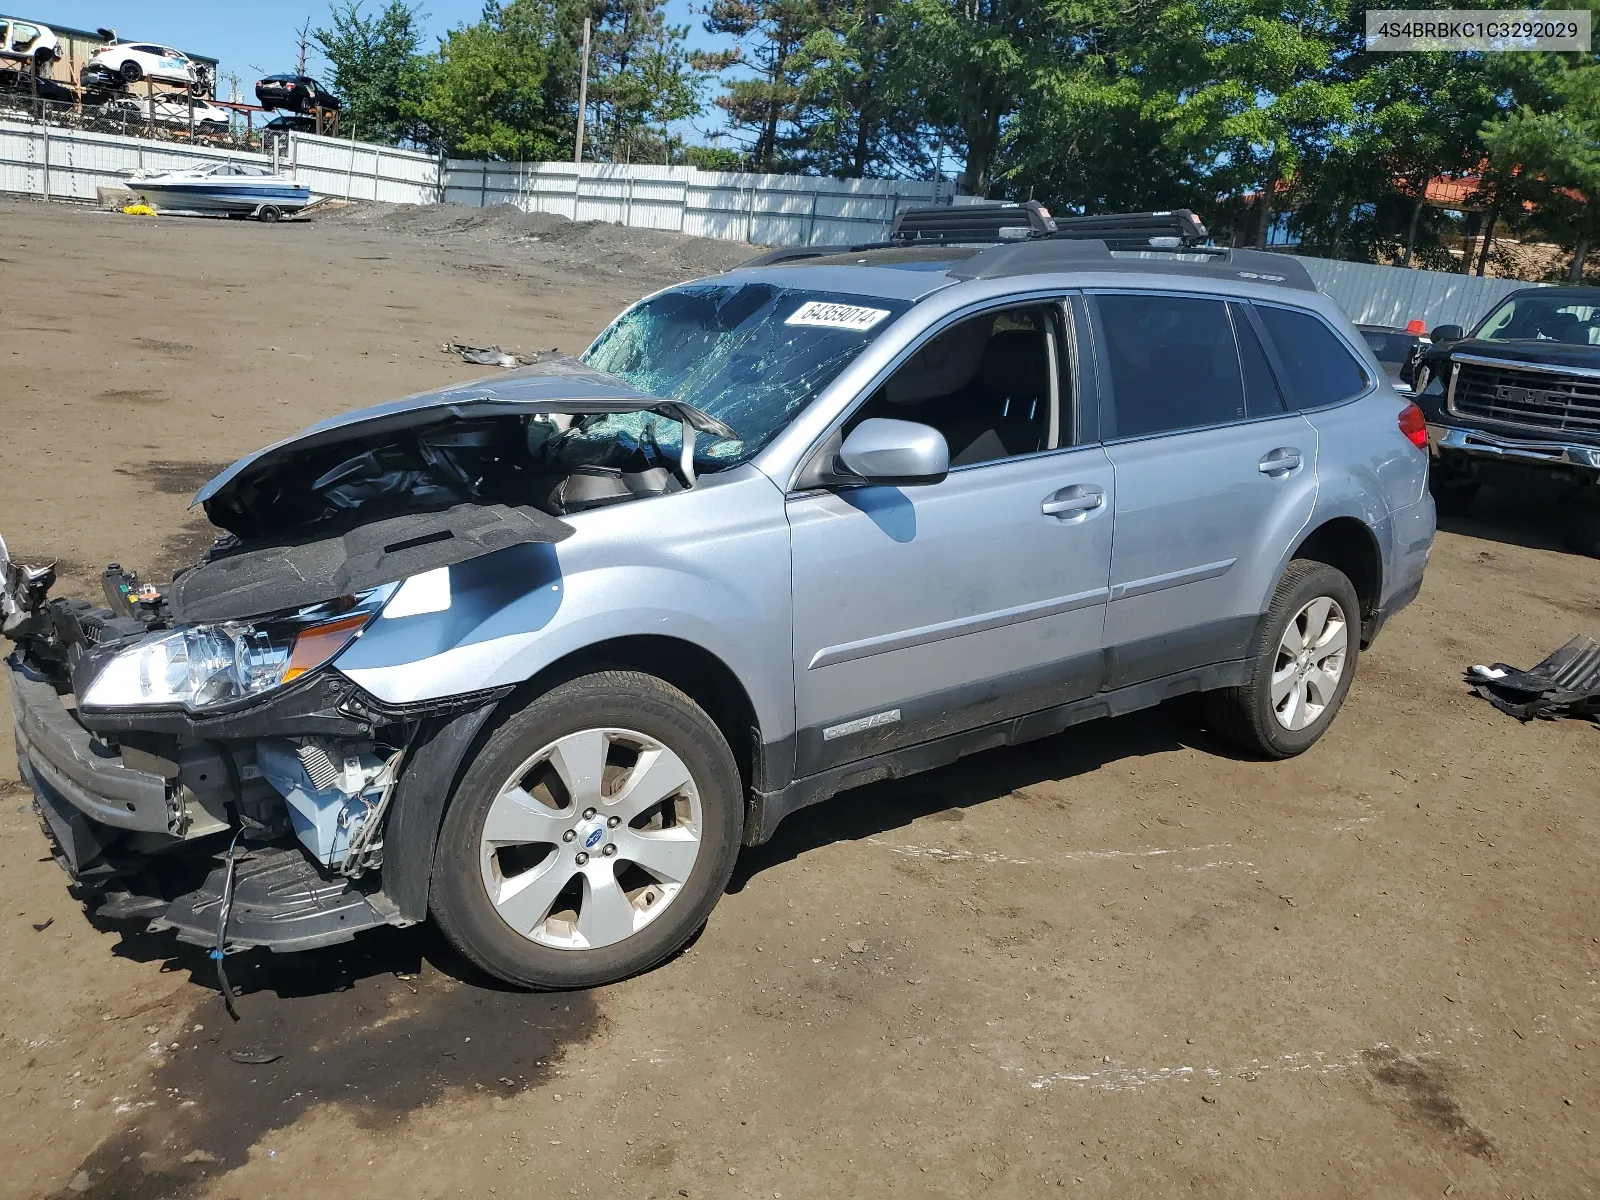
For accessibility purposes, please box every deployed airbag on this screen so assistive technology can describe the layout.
[168,503,572,624]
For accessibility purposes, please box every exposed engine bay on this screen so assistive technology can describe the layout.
[2,359,736,957]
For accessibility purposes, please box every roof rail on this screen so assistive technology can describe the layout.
[948,238,1316,291]
[731,203,1314,291]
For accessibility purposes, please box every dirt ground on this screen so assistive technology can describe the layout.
[1,197,1597,1200]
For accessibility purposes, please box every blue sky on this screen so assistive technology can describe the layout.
[29,1,738,141]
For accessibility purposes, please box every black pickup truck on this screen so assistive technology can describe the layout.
[1408,286,1600,553]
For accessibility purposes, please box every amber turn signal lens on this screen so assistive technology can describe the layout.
[282,613,371,683]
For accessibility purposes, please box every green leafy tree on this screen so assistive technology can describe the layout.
[791,0,929,178]
[589,2,711,162]
[1484,31,1600,281]
[882,0,1048,197]
[423,0,573,160]
[701,0,818,170]
[314,0,430,145]
[683,143,744,169]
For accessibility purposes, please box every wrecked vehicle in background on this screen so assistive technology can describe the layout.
[5,204,1433,991]
[1410,286,1600,553]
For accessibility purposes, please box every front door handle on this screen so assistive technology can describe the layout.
[1042,486,1105,518]
[1258,448,1303,476]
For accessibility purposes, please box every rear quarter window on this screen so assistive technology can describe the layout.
[1255,305,1370,409]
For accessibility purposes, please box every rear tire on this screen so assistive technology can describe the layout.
[256,205,282,223]
[118,60,142,84]
[1204,559,1361,759]
[430,671,744,989]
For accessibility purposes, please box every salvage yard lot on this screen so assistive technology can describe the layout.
[1,197,1597,1199]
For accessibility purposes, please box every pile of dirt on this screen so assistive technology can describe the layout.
[315,199,759,284]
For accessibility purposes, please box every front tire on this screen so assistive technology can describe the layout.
[430,671,744,989]
[1204,560,1361,759]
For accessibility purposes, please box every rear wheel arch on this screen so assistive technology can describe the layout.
[1291,517,1382,644]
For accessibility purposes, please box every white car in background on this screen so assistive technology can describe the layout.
[0,16,60,63]
[88,39,198,87]
[99,94,231,134]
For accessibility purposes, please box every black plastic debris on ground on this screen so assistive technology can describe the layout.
[1467,635,1600,722]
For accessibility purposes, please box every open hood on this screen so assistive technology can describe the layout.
[161,358,737,623]
[193,357,735,514]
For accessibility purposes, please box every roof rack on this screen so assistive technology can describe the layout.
[734,203,1314,291]
[1047,209,1210,251]
[890,200,1055,244]
[888,202,1211,251]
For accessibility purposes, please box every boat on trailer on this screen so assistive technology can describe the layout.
[128,162,313,222]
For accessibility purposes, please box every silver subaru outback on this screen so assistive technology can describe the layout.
[3,205,1434,989]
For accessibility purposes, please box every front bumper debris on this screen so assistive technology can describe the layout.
[148,844,399,953]
[9,648,410,953]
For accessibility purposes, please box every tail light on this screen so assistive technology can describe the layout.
[1399,401,1428,449]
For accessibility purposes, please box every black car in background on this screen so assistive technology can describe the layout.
[264,112,317,133]
[254,74,339,114]
[1411,286,1600,551]
[1357,324,1427,393]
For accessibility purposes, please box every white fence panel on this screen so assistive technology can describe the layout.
[0,118,272,202]
[286,133,438,205]
[438,159,958,246]
[2,121,967,246]
[1294,256,1547,331]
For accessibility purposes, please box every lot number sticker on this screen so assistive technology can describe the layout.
[786,301,891,331]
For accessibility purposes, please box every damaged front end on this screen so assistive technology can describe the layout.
[3,358,733,956]
[4,554,417,952]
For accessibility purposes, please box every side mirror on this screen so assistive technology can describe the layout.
[1428,324,1465,346]
[835,418,949,486]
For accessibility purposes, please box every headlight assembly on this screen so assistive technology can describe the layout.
[80,588,392,712]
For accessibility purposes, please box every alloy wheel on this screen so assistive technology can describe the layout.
[1270,596,1349,731]
[478,727,703,950]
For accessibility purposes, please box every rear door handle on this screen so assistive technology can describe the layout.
[1258,448,1303,475]
[1042,486,1105,518]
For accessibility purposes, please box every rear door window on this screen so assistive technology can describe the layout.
[1093,293,1246,439]
[1254,304,1370,409]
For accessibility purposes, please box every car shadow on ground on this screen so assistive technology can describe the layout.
[729,700,1241,892]
[1438,481,1594,555]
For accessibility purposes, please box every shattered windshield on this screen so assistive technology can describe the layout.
[581,282,910,466]
[1473,294,1600,345]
